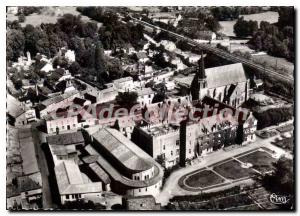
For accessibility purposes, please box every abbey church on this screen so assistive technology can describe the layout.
[190,53,250,107]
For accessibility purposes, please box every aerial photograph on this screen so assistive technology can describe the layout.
[6,6,294,211]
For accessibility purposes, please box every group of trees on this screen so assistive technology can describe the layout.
[77,6,145,50]
[6,7,147,87]
[258,157,294,209]
[253,106,293,130]
[211,6,267,21]
[234,17,258,37]
[248,8,294,61]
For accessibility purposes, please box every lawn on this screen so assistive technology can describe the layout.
[213,159,253,180]
[184,170,224,188]
[238,151,276,173]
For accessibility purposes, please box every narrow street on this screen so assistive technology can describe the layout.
[31,123,56,209]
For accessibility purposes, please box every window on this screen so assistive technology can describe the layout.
[66,195,69,199]
[163,145,165,150]
[73,124,76,127]
[145,188,147,192]
[171,151,173,156]
[189,149,191,154]
[176,140,179,146]
[62,126,65,130]
[139,189,141,192]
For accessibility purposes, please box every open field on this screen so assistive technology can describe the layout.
[185,170,225,188]
[219,11,279,37]
[252,54,294,77]
[179,148,276,191]
[7,6,98,27]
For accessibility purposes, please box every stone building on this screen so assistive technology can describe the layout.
[83,127,164,197]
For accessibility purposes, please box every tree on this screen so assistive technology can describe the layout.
[234,17,258,37]
[205,16,221,32]
[258,157,294,209]
[6,29,25,61]
[115,91,138,107]
[94,42,106,83]
[18,14,25,23]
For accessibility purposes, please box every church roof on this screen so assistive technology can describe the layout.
[205,63,247,88]
[174,63,247,89]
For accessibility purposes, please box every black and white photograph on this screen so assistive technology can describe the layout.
[5,3,296,212]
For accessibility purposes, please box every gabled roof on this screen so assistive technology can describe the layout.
[174,63,247,89]
[205,63,247,88]
[55,161,102,195]
[91,128,153,172]
[89,162,111,184]
[47,131,84,146]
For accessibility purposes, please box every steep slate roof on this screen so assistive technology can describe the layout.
[205,63,247,88]
[55,161,102,195]
[47,131,84,146]
[174,63,247,89]
[91,128,152,172]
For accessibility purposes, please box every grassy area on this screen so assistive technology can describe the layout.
[252,54,294,76]
[185,170,224,188]
[272,137,293,152]
[213,159,253,180]
[219,11,279,37]
[7,6,96,27]
[238,151,276,173]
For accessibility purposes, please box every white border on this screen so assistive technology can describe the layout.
[1,1,298,216]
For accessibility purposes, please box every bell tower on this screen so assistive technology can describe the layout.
[190,51,207,101]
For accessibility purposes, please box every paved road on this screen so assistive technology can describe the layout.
[129,16,293,84]
[155,130,292,206]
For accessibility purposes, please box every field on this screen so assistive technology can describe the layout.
[252,54,294,77]
[219,11,279,37]
[179,148,276,192]
[7,6,98,27]
[185,170,225,188]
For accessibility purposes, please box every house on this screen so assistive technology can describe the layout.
[40,62,54,73]
[123,44,136,55]
[7,94,36,126]
[38,90,80,118]
[136,87,155,105]
[47,131,85,165]
[55,160,103,204]
[160,40,176,52]
[136,52,149,63]
[64,49,76,63]
[113,77,134,92]
[45,112,79,134]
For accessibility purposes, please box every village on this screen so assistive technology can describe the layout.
[6,6,294,211]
